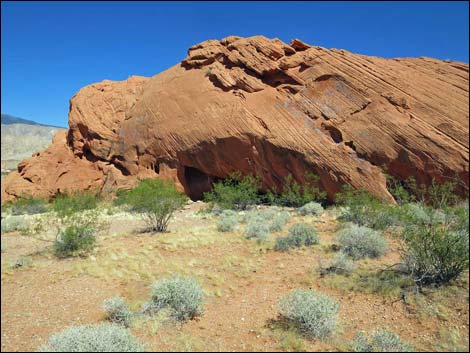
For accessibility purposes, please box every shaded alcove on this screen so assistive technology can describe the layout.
[183,166,220,201]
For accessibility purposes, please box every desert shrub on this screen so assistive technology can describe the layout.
[269,211,291,232]
[148,275,204,321]
[38,323,146,352]
[400,203,469,286]
[245,218,270,241]
[279,289,339,340]
[6,197,48,215]
[116,179,187,232]
[297,202,324,216]
[10,257,33,269]
[336,224,388,260]
[288,223,318,244]
[210,204,223,216]
[204,172,261,210]
[52,191,99,218]
[103,297,133,328]
[266,173,326,207]
[1,216,28,233]
[217,210,239,232]
[451,200,469,234]
[326,252,356,275]
[243,208,275,223]
[274,236,291,251]
[54,225,96,258]
[290,223,318,246]
[244,208,290,231]
[352,329,412,352]
[397,202,447,227]
[336,186,398,230]
[275,223,318,251]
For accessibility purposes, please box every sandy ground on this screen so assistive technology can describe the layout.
[1,202,468,352]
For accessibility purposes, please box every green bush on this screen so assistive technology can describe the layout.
[1,216,28,233]
[6,197,48,215]
[279,289,339,340]
[204,172,326,209]
[297,202,324,216]
[38,323,146,352]
[148,275,204,321]
[266,173,326,207]
[386,175,417,205]
[54,225,96,258]
[204,172,261,210]
[103,297,133,328]
[116,179,187,232]
[52,191,99,218]
[217,210,239,232]
[336,186,398,230]
[336,224,388,260]
[275,223,319,251]
[400,203,469,286]
[352,329,412,352]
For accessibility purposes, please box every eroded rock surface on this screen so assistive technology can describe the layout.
[2,36,469,203]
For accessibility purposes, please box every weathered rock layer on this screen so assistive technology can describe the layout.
[2,36,469,203]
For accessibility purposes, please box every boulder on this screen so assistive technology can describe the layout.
[2,36,468,203]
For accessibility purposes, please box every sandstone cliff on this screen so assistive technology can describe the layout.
[2,36,468,203]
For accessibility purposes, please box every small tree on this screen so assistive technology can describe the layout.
[117,179,187,232]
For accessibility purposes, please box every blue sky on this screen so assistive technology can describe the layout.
[2,1,469,127]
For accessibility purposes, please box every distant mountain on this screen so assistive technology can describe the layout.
[1,114,66,173]
[1,114,65,128]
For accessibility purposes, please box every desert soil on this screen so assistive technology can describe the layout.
[1,202,468,352]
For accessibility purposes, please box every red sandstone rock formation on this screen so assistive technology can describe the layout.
[2,36,468,203]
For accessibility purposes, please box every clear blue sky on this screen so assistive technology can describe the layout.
[2,1,469,127]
